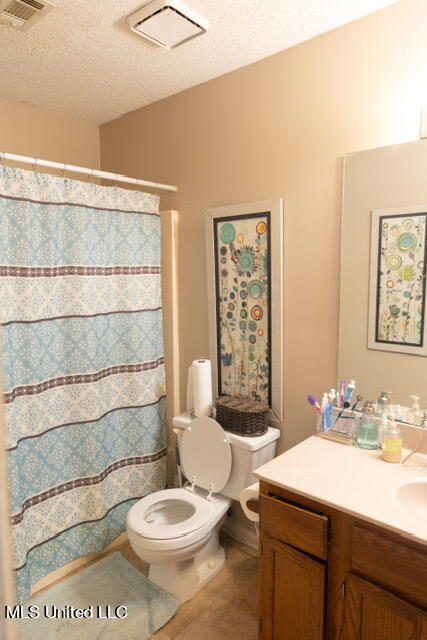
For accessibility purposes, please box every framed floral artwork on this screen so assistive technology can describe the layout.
[368,205,427,355]
[205,200,284,420]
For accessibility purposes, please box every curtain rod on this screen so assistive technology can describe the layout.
[1,152,178,193]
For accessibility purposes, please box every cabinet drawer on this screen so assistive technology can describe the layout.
[260,494,329,559]
[351,524,427,608]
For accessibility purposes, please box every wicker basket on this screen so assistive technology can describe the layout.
[215,395,268,437]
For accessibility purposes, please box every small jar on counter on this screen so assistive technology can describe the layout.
[356,401,379,450]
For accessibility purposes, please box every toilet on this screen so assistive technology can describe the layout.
[127,412,280,603]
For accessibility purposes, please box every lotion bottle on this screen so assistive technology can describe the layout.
[381,415,402,463]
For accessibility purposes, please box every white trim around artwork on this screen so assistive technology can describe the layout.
[205,199,284,422]
[368,204,427,356]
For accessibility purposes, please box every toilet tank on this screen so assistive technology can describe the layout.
[172,413,280,500]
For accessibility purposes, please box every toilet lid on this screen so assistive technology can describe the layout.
[180,416,232,492]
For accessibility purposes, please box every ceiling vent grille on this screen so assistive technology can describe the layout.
[0,0,56,30]
[126,0,208,49]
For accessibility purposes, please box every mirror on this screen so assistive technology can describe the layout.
[338,139,427,426]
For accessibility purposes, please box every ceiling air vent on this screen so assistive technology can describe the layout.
[126,0,208,49]
[0,0,56,30]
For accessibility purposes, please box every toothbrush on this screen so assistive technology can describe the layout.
[328,387,336,415]
[351,394,363,411]
[307,395,322,415]
[333,401,350,428]
[344,380,355,404]
[320,392,328,416]
[339,381,346,408]
[323,402,333,430]
[335,384,341,408]
[322,389,336,430]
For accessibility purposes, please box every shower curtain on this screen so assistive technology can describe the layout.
[0,166,167,602]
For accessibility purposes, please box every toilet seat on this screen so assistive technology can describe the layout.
[127,487,219,540]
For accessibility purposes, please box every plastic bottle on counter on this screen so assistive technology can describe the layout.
[381,415,402,463]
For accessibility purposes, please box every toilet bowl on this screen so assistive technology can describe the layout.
[127,487,231,602]
[127,413,280,603]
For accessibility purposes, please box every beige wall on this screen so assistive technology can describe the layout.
[339,139,427,408]
[100,0,427,452]
[0,99,100,168]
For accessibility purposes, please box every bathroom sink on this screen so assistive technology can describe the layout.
[397,480,427,522]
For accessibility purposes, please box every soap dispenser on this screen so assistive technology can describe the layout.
[407,396,422,425]
[376,391,391,417]
[356,400,378,450]
[381,415,402,463]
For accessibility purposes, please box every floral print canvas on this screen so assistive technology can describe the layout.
[214,212,271,404]
[376,212,427,346]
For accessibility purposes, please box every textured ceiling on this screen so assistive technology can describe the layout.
[0,0,396,124]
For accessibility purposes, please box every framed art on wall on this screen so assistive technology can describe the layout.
[205,199,284,421]
[368,205,427,356]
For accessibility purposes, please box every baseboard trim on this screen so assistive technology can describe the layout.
[222,517,258,551]
[30,532,129,597]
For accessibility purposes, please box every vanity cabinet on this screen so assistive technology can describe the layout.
[258,481,427,640]
[340,574,427,640]
[259,535,325,640]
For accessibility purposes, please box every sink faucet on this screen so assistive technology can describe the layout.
[402,410,427,465]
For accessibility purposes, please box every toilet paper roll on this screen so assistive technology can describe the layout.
[240,482,260,523]
[186,359,213,417]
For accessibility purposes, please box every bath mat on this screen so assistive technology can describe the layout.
[17,552,179,640]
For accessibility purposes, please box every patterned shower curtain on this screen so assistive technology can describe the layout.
[0,167,167,602]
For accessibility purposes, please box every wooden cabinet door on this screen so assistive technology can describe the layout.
[340,574,427,640]
[259,533,325,640]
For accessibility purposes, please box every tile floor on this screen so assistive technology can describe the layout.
[121,534,259,639]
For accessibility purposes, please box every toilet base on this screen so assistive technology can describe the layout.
[148,530,225,603]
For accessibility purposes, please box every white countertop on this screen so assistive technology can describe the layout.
[254,436,427,546]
